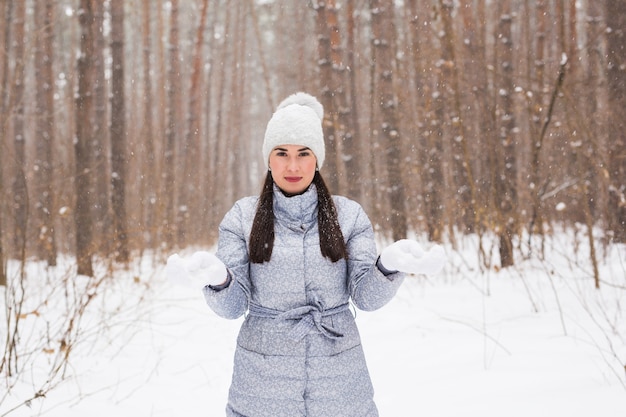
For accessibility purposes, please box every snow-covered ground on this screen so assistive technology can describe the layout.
[2,232,625,416]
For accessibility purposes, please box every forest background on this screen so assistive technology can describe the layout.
[1,0,626,413]
[0,0,625,278]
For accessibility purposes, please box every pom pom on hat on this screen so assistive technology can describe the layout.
[262,92,325,170]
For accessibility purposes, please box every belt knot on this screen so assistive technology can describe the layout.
[248,301,349,341]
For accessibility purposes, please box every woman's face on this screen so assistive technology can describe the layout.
[268,144,317,195]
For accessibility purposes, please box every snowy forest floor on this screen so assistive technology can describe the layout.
[2,229,625,416]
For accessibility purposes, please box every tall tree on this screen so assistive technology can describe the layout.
[314,0,341,193]
[370,0,407,240]
[155,1,168,245]
[606,0,626,242]
[202,2,221,242]
[180,0,210,244]
[93,0,110,254]
[211,4,233,225]
[34,0,57,266]
[141,0,156,248]
[228,1,246,201]
[164,0,180,247]
[0,0,11,286]
[493,1,518,268]
[458,0,494,261]
[74,0,96,276]
[327,0,360,200]
[248,0,273,111]
[439,0,476,234]
[584,0,606,226]
[11,0,27,261]
[110,0,129,262]
[345,0,363,202]
[408,0,444,242]
[526,0,548,240]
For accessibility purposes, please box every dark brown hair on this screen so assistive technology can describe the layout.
[248,171,348,263]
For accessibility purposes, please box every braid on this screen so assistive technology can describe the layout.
[249,172,275,263]
[314,171,348,262]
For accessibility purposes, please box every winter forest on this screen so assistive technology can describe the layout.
[1,0,625,415]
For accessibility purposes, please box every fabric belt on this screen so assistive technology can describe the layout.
[247,301,350,341]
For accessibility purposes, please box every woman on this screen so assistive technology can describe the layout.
[167,92,445,416]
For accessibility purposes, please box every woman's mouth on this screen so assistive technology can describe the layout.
[285,176,302,183]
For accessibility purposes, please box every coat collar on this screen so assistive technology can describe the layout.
[273,183,318,229]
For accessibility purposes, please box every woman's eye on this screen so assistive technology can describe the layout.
[299,152,311,157]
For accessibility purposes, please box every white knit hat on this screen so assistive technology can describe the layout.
[262,92,325,170]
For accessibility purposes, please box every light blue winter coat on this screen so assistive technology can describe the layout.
[203,184,405,417]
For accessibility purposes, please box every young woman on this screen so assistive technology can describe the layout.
[167,92,445,417]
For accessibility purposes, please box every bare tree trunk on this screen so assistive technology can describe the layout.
[202,2,220,243]
[164,0,180,248]
[457,0,493,263]
[155,2,168,247]
[439,0,476,234]
[110,0,129,262]
[141,0,156,249]
[471,0,498,237]
[93,0,110,255]
[345,0,362,202]
[0,0,11,286]
[526,0,547,242]
[314,1,340,193]
[370,0,407,240]
[493,1,518,268]
[327,0,360,200]
[34,0,57,266]
[606,0,626,242]
[248,0,274,111]
[180,0,209,245]
[74,0,96,276]
[229,1,246,201]
[407,0,444,242]
[212,5,233,221]
[11,0,27,262]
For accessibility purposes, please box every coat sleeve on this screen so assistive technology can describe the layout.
[342,200,405,311]
[202,200,252,319]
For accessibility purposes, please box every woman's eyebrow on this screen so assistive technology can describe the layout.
[273,147,311,152]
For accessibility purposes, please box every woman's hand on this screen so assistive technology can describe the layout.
[166,251,228,289]
[380,239,446,276]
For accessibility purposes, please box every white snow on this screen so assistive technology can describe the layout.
[2,231,625,416]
